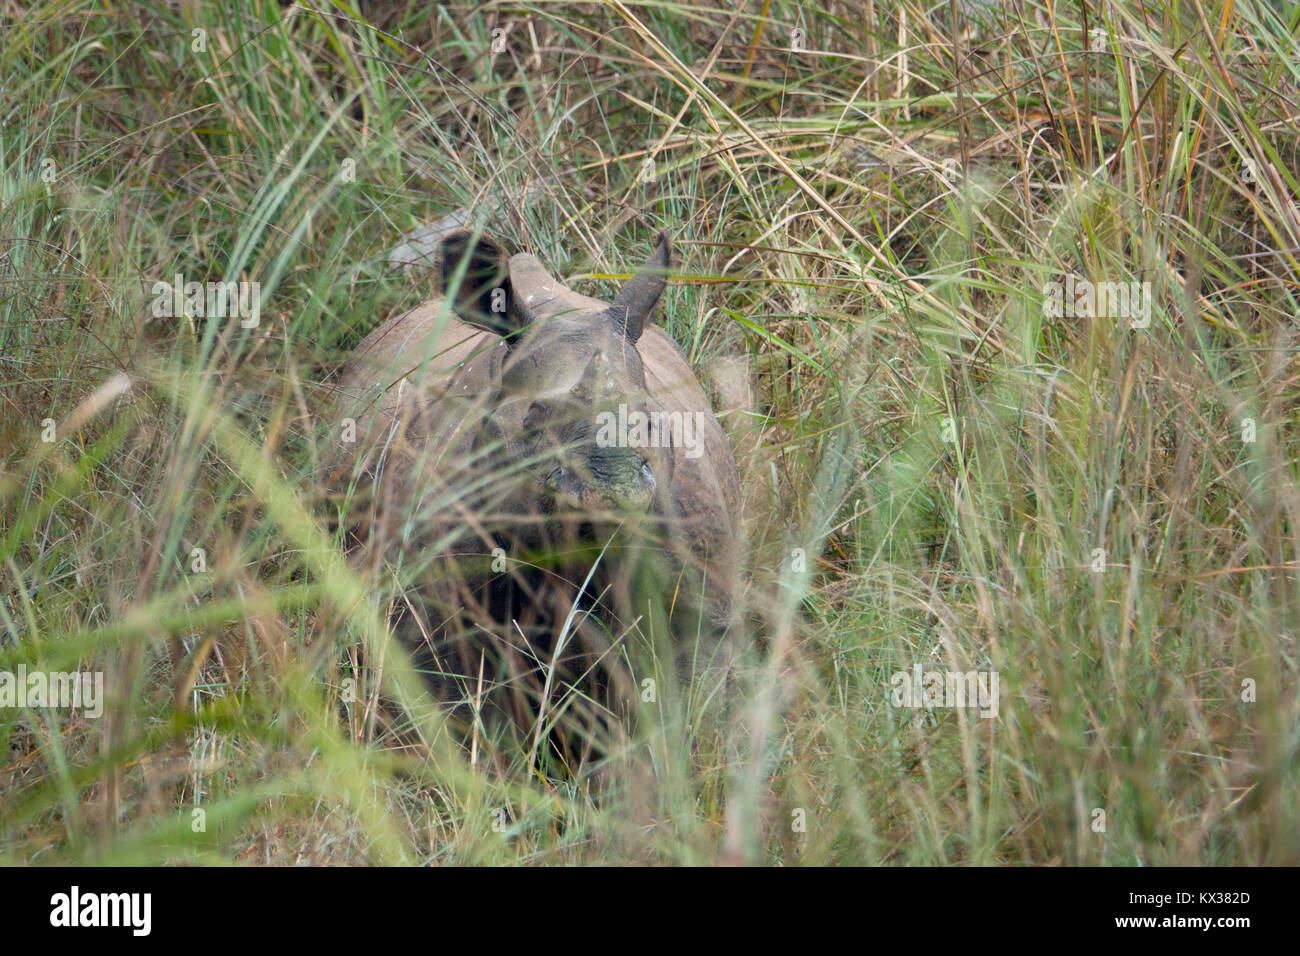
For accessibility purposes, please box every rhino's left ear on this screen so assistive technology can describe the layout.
[608,230,672,343]
[438,230,530,338]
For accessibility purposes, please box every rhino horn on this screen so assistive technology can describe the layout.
[609,230,672,343]
[575,348,606,400]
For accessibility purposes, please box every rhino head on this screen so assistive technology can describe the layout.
[439,229,677,520]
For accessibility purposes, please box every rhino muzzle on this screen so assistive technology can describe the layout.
[544,445,657,513]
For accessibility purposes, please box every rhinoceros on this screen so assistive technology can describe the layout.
[328,228,742,753]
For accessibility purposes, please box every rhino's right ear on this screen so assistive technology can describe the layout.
[608,230,672,343]
[438,230,530,338]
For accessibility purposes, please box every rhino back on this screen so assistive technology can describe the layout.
[346,298,501,409]
[329,298,510,557]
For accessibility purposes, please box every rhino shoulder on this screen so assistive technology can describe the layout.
[333,297,508,475]
[638,326,742,558]
[347,298,503,397]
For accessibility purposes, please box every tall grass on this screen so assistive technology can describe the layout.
[1,0,1297,864]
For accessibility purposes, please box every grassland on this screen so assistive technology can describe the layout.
[1,0,1298,864]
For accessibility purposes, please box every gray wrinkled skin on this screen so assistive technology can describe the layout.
[326,229,742,747]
